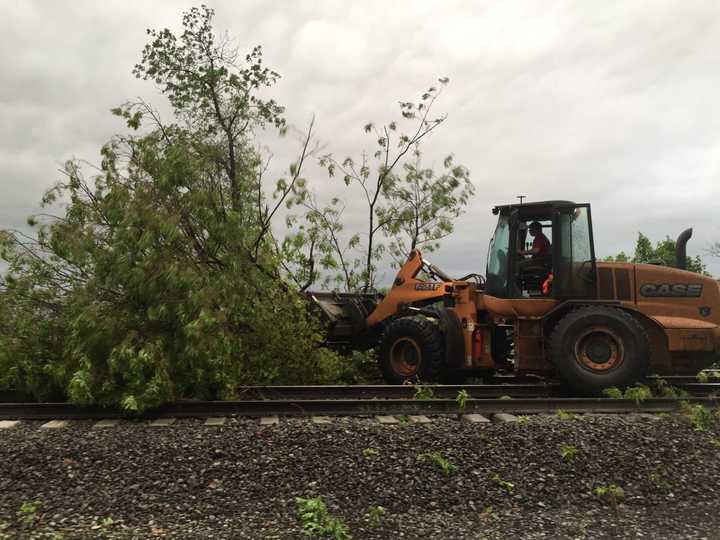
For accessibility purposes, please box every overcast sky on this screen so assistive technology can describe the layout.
[2,0,720,281]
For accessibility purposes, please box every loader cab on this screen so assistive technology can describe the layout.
[485,201,597,300]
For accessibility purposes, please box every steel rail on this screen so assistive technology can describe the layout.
[0,396,718,420]
[236,383,559,400]
[236,382,720,400]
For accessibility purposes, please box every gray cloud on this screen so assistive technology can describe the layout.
[1,0,720,281]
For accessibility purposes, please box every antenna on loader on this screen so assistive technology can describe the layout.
[516,195,526,205]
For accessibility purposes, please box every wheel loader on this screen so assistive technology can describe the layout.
[309,200,720,393]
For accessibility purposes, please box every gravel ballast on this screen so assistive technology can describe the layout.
[1,414,719,539]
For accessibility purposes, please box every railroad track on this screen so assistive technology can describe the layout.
[1,381,718,420]
[236,380,720,400]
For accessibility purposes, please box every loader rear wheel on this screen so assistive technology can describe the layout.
[379,316,444,384]
[549,306,649,394]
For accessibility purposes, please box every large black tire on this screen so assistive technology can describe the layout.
[549,306,649,394]
[378,316,445,384]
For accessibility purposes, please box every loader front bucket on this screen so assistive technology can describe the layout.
[306,291,383,350]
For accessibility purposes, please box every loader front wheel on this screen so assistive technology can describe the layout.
[379,317,444,384]
[550,306,649,394]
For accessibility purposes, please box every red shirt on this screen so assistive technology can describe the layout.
[532,233,551,258]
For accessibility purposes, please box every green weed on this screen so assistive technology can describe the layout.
[555,409,575,420]
[594,484,624,506]
[364,505,385,527]
[456,389,469,411]
[19,501,39,526]
[413,384,435,401]
[594,483,625,519]
[560,444,577,462]
[623,384,652,404]
[680,401,714,432]
[602,387,623,399]
[648,468,671,492]
[651,378,689,398]
[362,448,378,458]
[490,473,515,493]
[419,451,458,476]
[296,497,351,539]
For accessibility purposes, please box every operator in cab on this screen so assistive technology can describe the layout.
[518,221,550,260]
[517,221,553,295]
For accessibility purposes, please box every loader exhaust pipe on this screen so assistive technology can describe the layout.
[676,228,693,270]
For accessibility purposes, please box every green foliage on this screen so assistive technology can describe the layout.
[382,155,474,268]
[555,409,575,420]
[295,497,351,539]
[603,252,629,263]
[605,232,707,274]
[650,377,689,399]
[695,370,720,383]
[623,384,652,404]
[594,483,625,519]
[419,451,458,476]
[456,388,469,410]
[19,501,39,526]
[648,468,671,492]
[364,505,385,527]
[490,473,515,493]
[413,384,435,401]
[330,350,380,385]
[602,387,623,399]
[679,401,714,432]
[602,384,653,403]
[0,6,344,410]
[362,447,379,458]
[560,444,577,462]
[315,79,473,291]
[594,484,624,501]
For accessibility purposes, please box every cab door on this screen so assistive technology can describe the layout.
[552,204,597,299]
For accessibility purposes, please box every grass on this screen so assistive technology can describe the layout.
[418,451,458,476]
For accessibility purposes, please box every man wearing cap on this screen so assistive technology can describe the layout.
[518,221,551,260]
[516,220,552,294]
